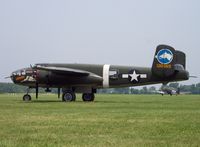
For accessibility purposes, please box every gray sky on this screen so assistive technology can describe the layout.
[0,0,199,85]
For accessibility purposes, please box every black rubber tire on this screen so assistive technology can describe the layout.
[82,93,95,102]
[62,91,76,102]
[23,94,31,101]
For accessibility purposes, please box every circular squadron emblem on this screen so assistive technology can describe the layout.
[156,49,173,64]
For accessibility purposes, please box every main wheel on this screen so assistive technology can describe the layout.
[23,94,31,101]
[62,91,76,102]
[82,93,95,102]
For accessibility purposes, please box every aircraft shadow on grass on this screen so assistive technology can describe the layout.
[18,99,154,104]
[17,99,132,104]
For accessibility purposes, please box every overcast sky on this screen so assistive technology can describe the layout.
[0,0,199,85]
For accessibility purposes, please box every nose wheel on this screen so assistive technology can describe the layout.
[23,94,31,101]
[23,87,32,101]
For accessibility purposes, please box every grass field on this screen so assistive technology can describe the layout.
[0,94,200,147]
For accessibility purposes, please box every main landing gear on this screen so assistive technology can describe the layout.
[62,90,95,102]
[62,90,76,102]
[82,93,95,102]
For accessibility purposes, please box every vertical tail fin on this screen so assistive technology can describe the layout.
[152,45,186,78]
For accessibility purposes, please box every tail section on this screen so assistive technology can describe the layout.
[152,45,186,78]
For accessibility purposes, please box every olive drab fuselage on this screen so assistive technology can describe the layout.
[10,45,190,102]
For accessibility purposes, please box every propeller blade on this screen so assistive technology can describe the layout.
[4,75,13,79]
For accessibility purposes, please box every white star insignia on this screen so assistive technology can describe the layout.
[122,70,147,82]
[129,70,139,81]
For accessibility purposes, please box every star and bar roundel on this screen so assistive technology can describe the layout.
[122,70,147,83]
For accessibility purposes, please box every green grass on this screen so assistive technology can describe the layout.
[0,94,200,147]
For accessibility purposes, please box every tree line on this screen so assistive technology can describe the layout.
[0,82,200,94]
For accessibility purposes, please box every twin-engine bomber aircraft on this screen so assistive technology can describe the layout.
[10,45,189,102]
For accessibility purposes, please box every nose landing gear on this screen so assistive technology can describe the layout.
[23,94,31,101]
[23,87,32,101]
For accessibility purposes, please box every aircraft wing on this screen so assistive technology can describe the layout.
[34,65,90,76]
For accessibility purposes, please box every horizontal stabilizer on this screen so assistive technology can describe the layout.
[189,76,198,78]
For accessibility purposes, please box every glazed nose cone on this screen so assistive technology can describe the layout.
[10,69,26,83]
